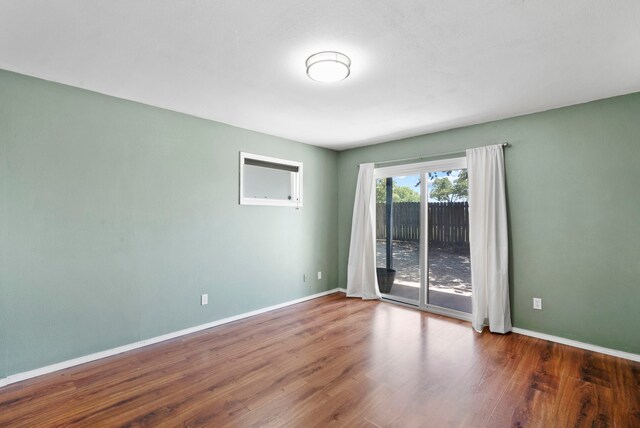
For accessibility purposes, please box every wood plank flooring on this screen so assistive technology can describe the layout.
[0,293,638,427]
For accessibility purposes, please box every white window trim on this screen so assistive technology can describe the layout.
[239,152,303,207]
[373,156,467,178]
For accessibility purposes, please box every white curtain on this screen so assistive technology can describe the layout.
[467,145,512,333]
[346,163,381,300]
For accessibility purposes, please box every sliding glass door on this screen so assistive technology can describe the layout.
[374,157,471,318]
[375,174,422,305]
[425,168,472,314]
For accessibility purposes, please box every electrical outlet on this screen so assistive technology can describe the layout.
[317,271,322,280]
[533,297,542,310]
[201,294,208,306]
[303,274,307,282]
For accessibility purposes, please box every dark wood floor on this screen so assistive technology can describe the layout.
[1,293,638,427]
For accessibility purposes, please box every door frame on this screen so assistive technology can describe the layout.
[374,156,472,322]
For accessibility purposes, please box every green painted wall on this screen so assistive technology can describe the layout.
[1,69,638,380]
[338,92,640,354]
[0,70,338,377]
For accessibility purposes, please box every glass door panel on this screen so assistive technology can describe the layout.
[426,169,472,313]
[375,175,421,304]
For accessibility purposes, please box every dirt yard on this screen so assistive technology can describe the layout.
[376,240,472,294]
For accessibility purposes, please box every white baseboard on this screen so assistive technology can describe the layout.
[0,287,341,388]
[512,327,640,362]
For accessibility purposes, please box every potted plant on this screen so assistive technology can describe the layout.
[376,267,396,293]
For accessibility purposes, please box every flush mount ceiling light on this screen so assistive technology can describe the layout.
[306,51,351,82]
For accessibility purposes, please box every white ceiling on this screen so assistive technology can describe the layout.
[1,1,640,150]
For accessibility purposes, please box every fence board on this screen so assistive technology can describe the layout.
[376,202,469,247]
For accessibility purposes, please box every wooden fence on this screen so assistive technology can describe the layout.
[376,202,469,246]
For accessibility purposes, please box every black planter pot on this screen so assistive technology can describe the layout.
[376,268,396,293]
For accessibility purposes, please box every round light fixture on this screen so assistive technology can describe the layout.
[306,51,351,82]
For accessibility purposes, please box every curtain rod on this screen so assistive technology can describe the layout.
[358,142,510,167]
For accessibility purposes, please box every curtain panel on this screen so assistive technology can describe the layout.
[346,163,381,300]
[467,144,512,333]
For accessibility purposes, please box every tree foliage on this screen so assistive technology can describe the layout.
[430,170,468,202]
[430,178,454,202]
[376,179,420,203]
[452,170,468,200]
[376,169,468,204]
